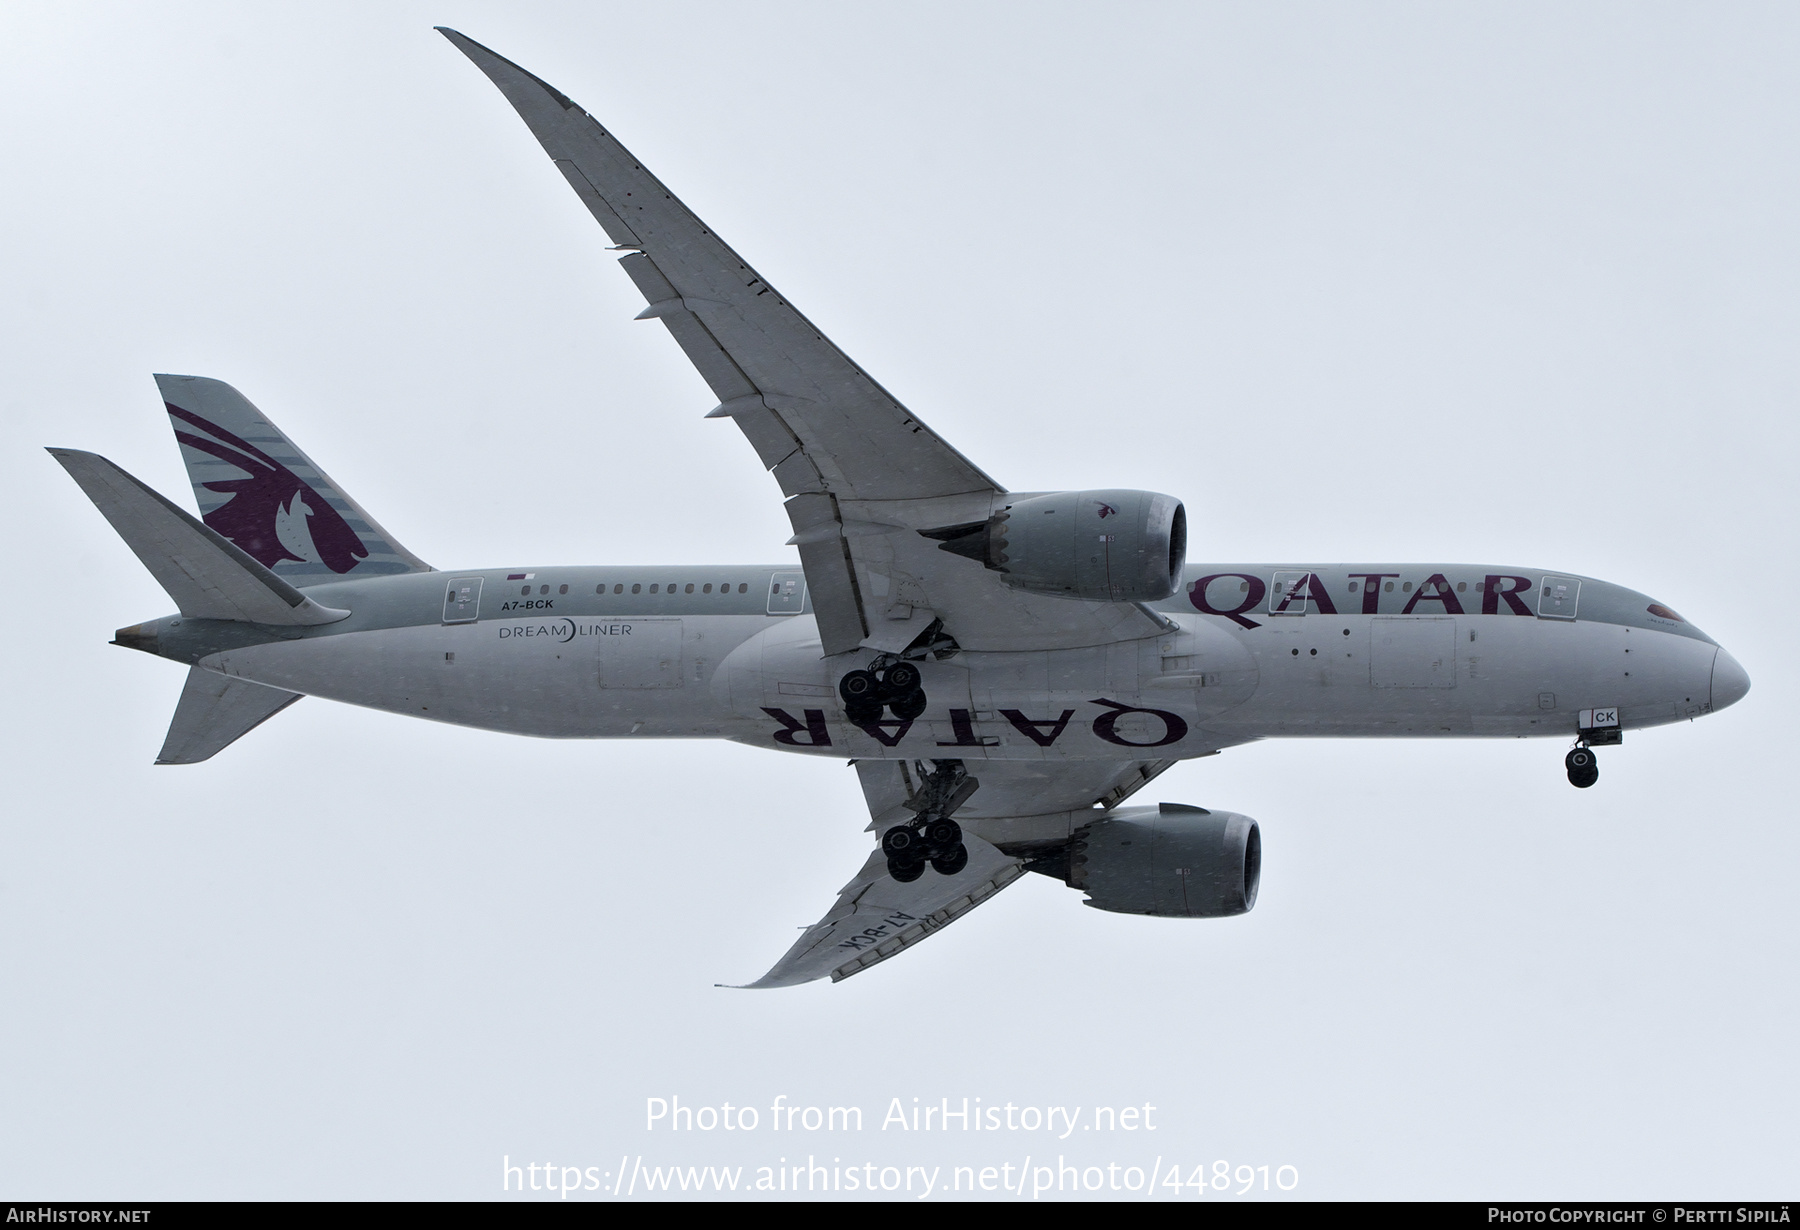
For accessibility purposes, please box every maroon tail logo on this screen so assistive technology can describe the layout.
[167,403,367,573]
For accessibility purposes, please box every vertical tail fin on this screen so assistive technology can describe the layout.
[155,374,431,585]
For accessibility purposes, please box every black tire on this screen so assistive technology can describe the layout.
[839,669,880,704]
[846,698,884,725]
[883,661,922,694]
[923,818,962,849]
[930,843,969,876]
[881,825,920,856]
[888,688,928,721]
[1568,764,1599,789]
[889,856,925,883]
[1565,748,1595,772]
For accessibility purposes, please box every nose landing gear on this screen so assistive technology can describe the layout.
[1564,709,1620,789]
[1565,746,1599,789]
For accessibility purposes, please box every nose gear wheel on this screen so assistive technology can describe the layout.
[1565,745,1599,789]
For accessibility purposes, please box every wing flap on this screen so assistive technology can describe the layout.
[785,493,867,653]
[738,832,1025,989]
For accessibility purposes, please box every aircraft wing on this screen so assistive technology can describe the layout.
[443,30,1172,656]
[740,830,1026,989]
[737,755,1186,987]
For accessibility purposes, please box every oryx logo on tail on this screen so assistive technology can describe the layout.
[166,404,367,574]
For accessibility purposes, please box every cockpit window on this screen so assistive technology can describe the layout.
[1647,603,1685,622]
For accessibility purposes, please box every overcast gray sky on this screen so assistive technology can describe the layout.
[2,1,1794,1200]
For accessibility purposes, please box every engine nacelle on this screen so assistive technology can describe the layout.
[1068,803,1260,918]
[924,489,1187,603]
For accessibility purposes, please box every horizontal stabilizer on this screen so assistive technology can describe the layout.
[48,449,350,626]
[734,831,1025,989]
[158,668,301,765]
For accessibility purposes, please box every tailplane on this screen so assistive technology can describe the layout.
[48,448,350,626]
[156,374,431,585]
[158,669,302,765]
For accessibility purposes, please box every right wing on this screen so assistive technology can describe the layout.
[442,29,1172,657]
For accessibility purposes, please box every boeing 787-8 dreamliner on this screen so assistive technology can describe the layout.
[48,30,1749,987]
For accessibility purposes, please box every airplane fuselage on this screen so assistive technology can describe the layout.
[122,562,1738,762]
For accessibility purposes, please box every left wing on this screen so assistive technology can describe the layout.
[735,755,1188,987]
[741,831,1025,989]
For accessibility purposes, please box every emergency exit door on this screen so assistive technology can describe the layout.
[767,571,806,615]
[442,577,482,623]
[1537,576,1581,621]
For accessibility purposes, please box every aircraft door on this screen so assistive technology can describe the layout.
[1537,575,1581,621]
[1269,570,1311,616]
[767,571,806,615]
[442,577,482,624]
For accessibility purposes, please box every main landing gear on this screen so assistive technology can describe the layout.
[839,659,926,724]
[881,760,979,883]
[1565,746,1599,789]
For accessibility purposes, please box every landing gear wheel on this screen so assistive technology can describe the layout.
[922,817,962,850]
[930,843,969,876]
[881,825,922,857]
[888,855,925,883]
[845,698,884,725]
[1565,747,1599,789]
[882,661,922,695]
[839,670,881,704]
[888,688,927,721]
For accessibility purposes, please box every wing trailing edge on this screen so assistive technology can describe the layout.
[732,832,1026,989]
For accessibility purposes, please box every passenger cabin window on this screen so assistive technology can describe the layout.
[631,583,641,594]
[559,584,568,595]
[703,583,713,593]
[614,584,624,594]
[685,583,694,594]
[738,583,747,593]
[520,585,530,595]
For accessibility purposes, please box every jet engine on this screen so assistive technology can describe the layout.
[922,489,1187,603]
[1051,803,1260,918]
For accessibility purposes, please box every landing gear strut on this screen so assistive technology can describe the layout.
[1565,745,1599,789]
[882,760,978,882]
